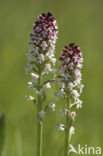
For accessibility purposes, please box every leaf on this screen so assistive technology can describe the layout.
[0,114,5,156]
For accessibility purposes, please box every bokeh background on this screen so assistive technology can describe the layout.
[0,0,103,155]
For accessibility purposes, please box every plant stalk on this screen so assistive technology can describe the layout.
[64,95,71,156]
[37,117,43,156]
[37,67,43,156]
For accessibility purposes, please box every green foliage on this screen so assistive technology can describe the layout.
[0,114,5,156]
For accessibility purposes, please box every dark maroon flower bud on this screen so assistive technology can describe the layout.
[50,17,55,22]
[47,12,52,17]
[64,45,69,49]
[42,13,47,18]
[69,43,74,47]
[30,33,33,37]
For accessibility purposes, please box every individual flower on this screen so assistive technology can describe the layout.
[57,123,65,131]
[26,95,34,101]
[78,84,84,93]
[38,53,45,63]
[69,126,75,142]
[44,82,51,88]
[71,111,76,120]
[46,49,54,59]
[31,73,39,80]
[61,108,68,115]
[49,103,55,111]
[44,64,52,73]
[68,82,74,90]
[70,99,82,109]
[27,82,34,89]
[41,41,48,50]
[75,99,82,109]
[51,58,56,66]
[72,89,80,100]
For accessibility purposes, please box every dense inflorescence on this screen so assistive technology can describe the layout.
[30,12,58,53]
[25,12,58,117]
[26,12,58,68]
[57,43,84,107]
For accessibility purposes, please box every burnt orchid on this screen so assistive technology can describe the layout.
[25,11,84,156]
[57,43,84,156]
[25,12,58,156]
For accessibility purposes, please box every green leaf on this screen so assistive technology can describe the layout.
[0,114,5,156]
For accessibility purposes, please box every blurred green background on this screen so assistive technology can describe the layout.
[0,0,103,155]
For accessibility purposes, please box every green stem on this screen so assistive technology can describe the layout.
[37,67,43,156]
[64,96,71,156]
[37,115,43,156]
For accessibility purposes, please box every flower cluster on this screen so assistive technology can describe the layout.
[25,12,58,74]
[57,43,84,108]
[57,43,84,142]
[25,12,58,119]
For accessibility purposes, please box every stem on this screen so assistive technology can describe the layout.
[64,96,71,156]
[37,116,43,156]
[36,66,43,156]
